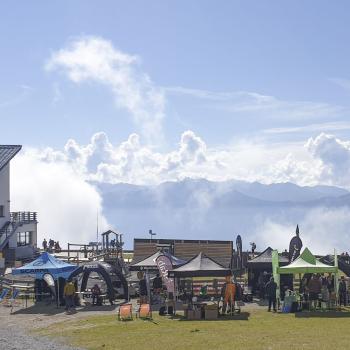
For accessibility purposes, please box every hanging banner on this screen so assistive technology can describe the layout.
[272,250,280,301]
[236,235,243,269]
[155,254,175,293]
[288,225,303,262]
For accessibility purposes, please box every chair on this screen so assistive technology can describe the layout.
[117,303,133,321]
[137,303,152,319]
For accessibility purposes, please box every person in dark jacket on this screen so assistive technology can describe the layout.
[339,276,347,307]
[265,277,277,312]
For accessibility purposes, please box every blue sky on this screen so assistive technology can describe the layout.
[5,1,350,247]
[2,0,350,150]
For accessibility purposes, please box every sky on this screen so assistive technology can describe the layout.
[2,1,350,247]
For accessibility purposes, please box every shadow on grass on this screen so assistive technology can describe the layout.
[295,311,350,318]
[177,312,250,321]
[12,303,118,316]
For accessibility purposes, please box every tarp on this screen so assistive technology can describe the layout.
[168,252,231,277]
[12,252,78,279]
[277,248,338,274]
[129,251,186,271]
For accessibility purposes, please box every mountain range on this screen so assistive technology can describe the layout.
[94,179,350,250]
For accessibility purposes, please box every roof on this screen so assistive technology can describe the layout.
[277,248,338,274]
[12,252,78,278]
[0,145,21,171]
[248,247,289,265]
[168,252,232,277]
[130,251,186,271]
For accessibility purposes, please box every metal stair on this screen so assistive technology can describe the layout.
[0,221,21,250]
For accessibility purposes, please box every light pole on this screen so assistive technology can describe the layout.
[149,229,156,242]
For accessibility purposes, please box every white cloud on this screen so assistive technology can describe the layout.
[166,86,345,121]
[29,129,332,188]
[263,121,350,135]
[306,133,350,187]
[46,36,165,143]
[10,150,109,247]
[254,207,350,255]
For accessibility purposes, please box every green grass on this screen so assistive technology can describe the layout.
[37,310,350,350]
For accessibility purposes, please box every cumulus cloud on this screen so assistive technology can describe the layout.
[10,151,109,248]
[32,130,350,189]
[254,207,350,255]
[306,133,350,187]
[46,36,165,143]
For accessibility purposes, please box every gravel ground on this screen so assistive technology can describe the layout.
[0,301,119,350]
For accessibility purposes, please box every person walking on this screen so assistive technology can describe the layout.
[339,276,347,307]
[265,277,277,312]
[64,279,76,314]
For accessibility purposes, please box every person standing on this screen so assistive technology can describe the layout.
[339,276,347,307]
[307,274,322,310]
[265,277,277,312]
[91,284,102,306]
[42,238,47,251]
[64,279,76,314]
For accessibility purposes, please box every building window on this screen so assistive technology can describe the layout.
[0,205,4,217]
[17,232,32,247]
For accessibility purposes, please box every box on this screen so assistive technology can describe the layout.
[187,309,201,320]
[205,308,218,320]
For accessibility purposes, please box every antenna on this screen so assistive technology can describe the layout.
[96,210,99,251]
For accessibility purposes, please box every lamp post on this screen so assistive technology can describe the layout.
[149,229,156,242]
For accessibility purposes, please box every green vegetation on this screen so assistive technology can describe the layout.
[38,309,350,350]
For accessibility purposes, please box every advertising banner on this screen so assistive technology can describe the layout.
[155,254,175,293]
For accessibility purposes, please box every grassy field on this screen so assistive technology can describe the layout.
[37,309,350,350]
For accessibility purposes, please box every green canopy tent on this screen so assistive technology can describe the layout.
[277,248,338,275]
[273,247,339,308]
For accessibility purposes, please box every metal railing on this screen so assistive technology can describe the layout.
[10,212,37,223]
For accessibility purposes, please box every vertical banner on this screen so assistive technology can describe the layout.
[236,235,243,270]
[334,249,338,305]
[272,250,280,301]
[156,254,175,293]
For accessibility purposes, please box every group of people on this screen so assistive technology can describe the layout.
[63,279,104,314]
[301,273,348,308]
[42,238,61,253]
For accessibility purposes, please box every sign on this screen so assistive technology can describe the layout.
[155,254,174,293]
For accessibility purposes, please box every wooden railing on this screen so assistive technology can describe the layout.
[10,211,37,223]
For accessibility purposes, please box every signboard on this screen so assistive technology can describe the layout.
[155,254,174,293]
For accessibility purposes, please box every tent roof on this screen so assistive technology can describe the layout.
[12,252,78,278]
[277,248,338,274]
[168,252,231,277]
[130,251,186,270]
[248,247,289,265]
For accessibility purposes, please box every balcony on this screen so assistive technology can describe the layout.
[10,212,37,223]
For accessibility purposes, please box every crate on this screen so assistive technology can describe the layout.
[187,309,201,320]
[205,308,218,320]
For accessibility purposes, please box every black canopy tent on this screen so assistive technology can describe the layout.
[129,251,186,271]
[247,247,291,293]
[169,252,232,278]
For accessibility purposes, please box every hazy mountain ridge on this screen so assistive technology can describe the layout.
[95,179,350,209]
[93,179,350,250]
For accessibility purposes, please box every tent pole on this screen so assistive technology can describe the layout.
[57,278,60,309]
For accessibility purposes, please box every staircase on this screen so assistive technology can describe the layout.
[0,221,21,250]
